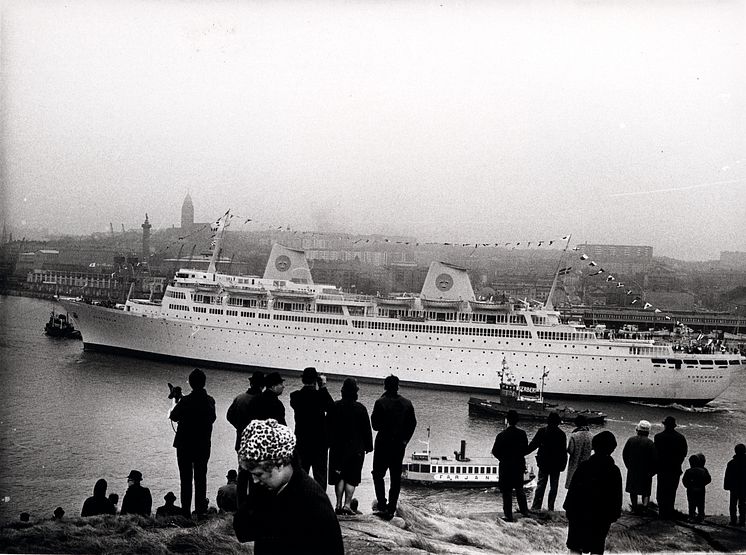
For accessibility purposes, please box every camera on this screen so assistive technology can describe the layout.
[167,382,183,402]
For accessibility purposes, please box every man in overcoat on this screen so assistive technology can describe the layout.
[169,368,217,517]
[290,367,335,489]
[492,410,530,521]
[371,374,417,520]
[654,416,688,519]
[526,411,567,511]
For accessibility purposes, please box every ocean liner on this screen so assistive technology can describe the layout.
[59,214,743,405]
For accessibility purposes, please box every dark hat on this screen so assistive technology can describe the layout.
[265,372,284,387]
[164,491,176,502]
[574,414,587,427]
[736,443,746,456]
[301,367,318,384]
[53,507,65,519]
[127,470,143,482]
[249,371,264,386]
[226,469,237,480]
[506,410,519,425]
[592,430,617,456]
[662,416,677,428]
[547,412,561,425]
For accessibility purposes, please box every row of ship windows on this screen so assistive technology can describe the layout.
[410,464,497,475]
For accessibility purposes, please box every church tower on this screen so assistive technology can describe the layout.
[181,194,194,229]
[141,213,152,263]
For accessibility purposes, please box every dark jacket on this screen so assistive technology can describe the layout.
[81,479,116,517]
[248,390,286,425]
[227,386,262,451]
[290,385,334,448]
[564,453,623,523]
[217,481,238,512]
[527,424,568,472]
[327,398,374,455]
[682,467,711,493]
[233,468,343,555]
[170,388,216,452]
[654,428,688,475]
[623,434,657,494]
[121,484,152,516]
[563,453,623,547]
[371,392,417,446]
[492,425,529,486]
[155,502,182,518]
[724,452,746,494]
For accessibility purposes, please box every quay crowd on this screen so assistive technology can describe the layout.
[29,367,746,555]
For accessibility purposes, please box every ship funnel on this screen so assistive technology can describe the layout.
[460,440,466,461]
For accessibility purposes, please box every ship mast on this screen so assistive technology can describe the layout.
[545,234,572,310]
[207,210,231,274]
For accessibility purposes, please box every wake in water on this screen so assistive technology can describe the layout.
[629,401,731,414]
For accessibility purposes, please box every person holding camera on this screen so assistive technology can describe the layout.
[290,367,335,489]
[169,368,216,518]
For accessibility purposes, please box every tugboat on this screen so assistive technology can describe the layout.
[45,311,82,339]
[468,359,606,425]
[401,428,536,488]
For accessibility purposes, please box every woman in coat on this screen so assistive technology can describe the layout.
[326,377,373,515]
[622,420,657,513]
[564,431,623,555]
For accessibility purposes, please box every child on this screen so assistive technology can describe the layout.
[682,453,711,522]
[724,443,746,526]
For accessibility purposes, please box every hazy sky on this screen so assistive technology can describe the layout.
[1,0,744,260]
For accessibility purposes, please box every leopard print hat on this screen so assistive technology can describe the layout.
[239,418,296,468]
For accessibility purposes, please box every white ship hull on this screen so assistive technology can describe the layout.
[60,299,742,405]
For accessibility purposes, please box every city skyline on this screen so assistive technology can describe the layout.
[2,1,744,261]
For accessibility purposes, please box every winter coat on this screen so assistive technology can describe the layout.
[170,388,216,452]
[290,385,334,449]
[566,427,593,488]
[527,424,568,472]
[121,483,152,517]
[564,453,623,554]
[724,453,746,494]
[233,468,343,555]
[623,434,657,495]
[682,467,711,493]
[371,392,417,446]
[492,425,529,487]
[327,398,374,456]
[81,479,116,517]
[247,390,286,425]
[654,428,688,476]
[227,386,262,451]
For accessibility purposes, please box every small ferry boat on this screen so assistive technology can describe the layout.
[44,311,82,339]
[401,431,535,488]
[467,359,606,424]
